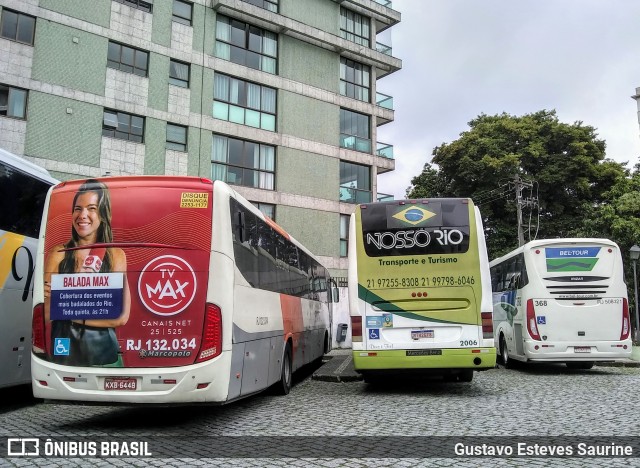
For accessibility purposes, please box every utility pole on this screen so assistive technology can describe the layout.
[513,175,534,246]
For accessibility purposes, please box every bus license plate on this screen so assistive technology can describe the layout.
[104,377,137,391]
[574,347,591,353]
[411,330,434,340]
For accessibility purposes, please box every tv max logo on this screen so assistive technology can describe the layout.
[138,256,197,316]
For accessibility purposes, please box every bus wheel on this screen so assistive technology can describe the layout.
[566,362,594,370]
[458,370,473,382]
[276,344,293,395]
[500,335,511,368]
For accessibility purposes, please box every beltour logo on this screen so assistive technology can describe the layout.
[545,247,601,272]
[391,206,436,226]
[138,255,197,316]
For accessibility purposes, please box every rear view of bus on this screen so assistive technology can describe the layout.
[348,199,496,382]
[0,149,57,389]
[492,238,631,368]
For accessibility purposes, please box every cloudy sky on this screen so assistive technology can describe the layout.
[376,0,640,199]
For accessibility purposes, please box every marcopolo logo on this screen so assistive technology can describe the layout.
[138,255,197,316]
[392,206,436,226]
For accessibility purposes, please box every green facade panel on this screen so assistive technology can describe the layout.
[281,0,339,34]
[277,206,338,258]
[39,0,111,28]
[25,93,102,166]
[148,53,169,112]
[279,92,338,146]
[150,0,172,47]
[144,118,167,175]
[278,148,338,201]
[191,65,212,115]
[193,3,216,54]
[189,127,207,177]
[279,36,338,92]
[31,22,106,96]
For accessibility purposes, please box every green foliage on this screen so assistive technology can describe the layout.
[407,110,637,257]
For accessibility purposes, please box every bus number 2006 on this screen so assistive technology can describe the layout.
[460,340,478,346]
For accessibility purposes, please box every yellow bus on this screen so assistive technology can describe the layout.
[348,198,495,382]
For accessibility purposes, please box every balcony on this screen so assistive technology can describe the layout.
[377,192,394,202]
[375,41,392,56]
[376,142,393,159]
[333,0,400,33]
[340,186,372,204]
[376,92,393,110]
[340,134,372,153]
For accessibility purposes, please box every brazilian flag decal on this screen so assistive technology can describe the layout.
[545,247,600,272]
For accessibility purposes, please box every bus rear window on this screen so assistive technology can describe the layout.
[360,201,470,257]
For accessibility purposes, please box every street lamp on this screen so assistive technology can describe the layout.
[631,245,640,343]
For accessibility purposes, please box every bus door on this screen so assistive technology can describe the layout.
[528,244,623,343]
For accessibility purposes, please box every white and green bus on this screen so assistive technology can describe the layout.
[348,198,496,382]
[490,238,631,369]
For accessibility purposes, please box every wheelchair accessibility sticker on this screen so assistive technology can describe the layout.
[368,328,380,340]
[54,338,70,356]
[537,316,546,325]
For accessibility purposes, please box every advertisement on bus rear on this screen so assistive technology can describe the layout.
[39,178,212,368]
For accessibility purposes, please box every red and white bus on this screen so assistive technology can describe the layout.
[31,176,335,403]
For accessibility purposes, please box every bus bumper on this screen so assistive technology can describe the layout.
[352,347,496,371]
[524,340,632,362]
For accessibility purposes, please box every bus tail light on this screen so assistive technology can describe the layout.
[526,299,541,341]
[32,303,47,354]
[621,298,630,341]
[196,303,222,363]
[481,312,493,339]
[351,316,362,342]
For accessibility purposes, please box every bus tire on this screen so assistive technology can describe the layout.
[566,361,594,370]
[276,344,293,395]
[458,370,473,382]
[500,334,511,368]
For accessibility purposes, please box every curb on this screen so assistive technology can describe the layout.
[312,354,363,382]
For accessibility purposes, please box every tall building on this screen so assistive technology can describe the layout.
[0,0,401,277]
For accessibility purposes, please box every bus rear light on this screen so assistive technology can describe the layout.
[351,316,362,342]
[526,299,541,341]
[481,312,493,338]
[359,352,377,357]
[32,303,47,354]
[38,380,48,387]
[63,377,76,382]
[196,383,210,389]
[196,303,222,363]
[620,298,630,340]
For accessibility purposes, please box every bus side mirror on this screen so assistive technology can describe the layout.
[331,286,340,303]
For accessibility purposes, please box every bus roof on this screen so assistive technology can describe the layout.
[0,148,58,184]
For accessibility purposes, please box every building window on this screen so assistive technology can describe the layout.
[253,202,275,220]
[340,214,350,257]
[0,84,27,119]
[340,58,370,102]
[0,9,36,45]
[113,0,153,13]
[340,161,371,204]
[340,108,371,153]
[212,134,275,190]
[340,7,370,47]
[166,123,187,151]
[107,41,149,77]
[172,0,192,25]
[242,0,278,13]
[169,60,190,88]
[102,109,145,143]
[213,74,277,131]
[215,15,278,74]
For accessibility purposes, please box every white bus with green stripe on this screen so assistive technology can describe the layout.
[490,238,631,369]
[348,198,496,382]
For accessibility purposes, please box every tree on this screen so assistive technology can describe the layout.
[407,110,628,259]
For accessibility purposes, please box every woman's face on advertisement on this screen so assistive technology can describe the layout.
[73,191,101,240]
